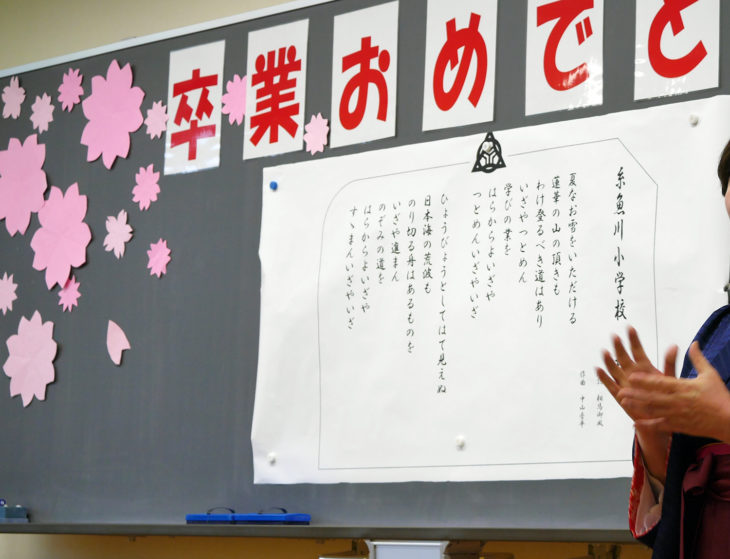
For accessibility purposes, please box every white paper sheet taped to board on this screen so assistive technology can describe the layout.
[253,96,730,483]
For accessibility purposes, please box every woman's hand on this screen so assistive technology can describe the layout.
[597,327,678,423]
[596,326,677,483]
[618,342,730,444]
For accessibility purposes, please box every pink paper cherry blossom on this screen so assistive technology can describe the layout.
[58,68,84,111]
[81,59,145,169]
[31,183,92,289]
[3,311,57,407]
[0,134,48,236]
[2,76,25,119]
[132,164,160,211]
[221,74,247,126]
[58,276,81,312]
[144,100,167,139]
[30,93,55,133]
[104,209,133,258]
[0,272,17,315]
[147,239,171,278]
[107,320,130,366]
[303,113,329,155]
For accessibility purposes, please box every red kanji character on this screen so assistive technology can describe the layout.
[173,68,218,125]
[171,68,219,160]
[433,12,487,111]
[339,36,390,130]
[250,46,301,146]
[648,0,707,78]
[537,0,594,91]
[170,119,216,160]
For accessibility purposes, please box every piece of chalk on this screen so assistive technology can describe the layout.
[267,452,277,465]
[455,435,466,450]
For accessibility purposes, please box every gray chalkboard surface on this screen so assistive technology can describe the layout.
[0,0,725,538]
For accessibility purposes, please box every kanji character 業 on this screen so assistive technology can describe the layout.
[250,46,302,146]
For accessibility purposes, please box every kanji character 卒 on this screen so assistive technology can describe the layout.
[170,68,218,160]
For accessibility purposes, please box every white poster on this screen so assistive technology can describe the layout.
[164,41,225,175]
[253,96,730,484]
[422,0,498,131]
[634,0,719,101]
[525,0,603,116]
[244,20,309,160]
[330,2,398,148]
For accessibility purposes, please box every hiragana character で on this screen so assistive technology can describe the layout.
[537,0,594,91]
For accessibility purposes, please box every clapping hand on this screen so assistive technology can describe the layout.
[597,326,678,426]
[596,327,678,482]
[617,341,730,444]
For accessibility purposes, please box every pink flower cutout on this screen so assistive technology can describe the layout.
[132,164,160,211]
[107,320,130,366]
[30,93,55,133]
[144,100,168,139]
[0,134,48,236]
[81,59,145,169]
[3,311,57,407]
[0,272,17,315]
[2,76,25,119]
[221,74,247,126]
[58,68,84,111]
[58,276,80,312]
[303,113,329,155]
[104,209,133,258]
[147,239,171,278]
[31,183,92,289]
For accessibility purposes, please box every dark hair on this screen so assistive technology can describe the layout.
[717,138,730,196]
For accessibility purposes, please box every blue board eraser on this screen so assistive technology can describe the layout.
[231,512,310,524]
[186,513,234,524]
[186,512,310,524]
[0,506,28,522]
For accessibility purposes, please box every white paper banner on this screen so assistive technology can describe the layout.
[254,96,730,484]
[330,2,399,148]
[164,41,225,175]
[244,20,309,160]
[634,0,719,101]
[525,0,603,116]
[422,0,498,131]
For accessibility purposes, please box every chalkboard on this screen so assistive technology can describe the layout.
[0,0,726,538]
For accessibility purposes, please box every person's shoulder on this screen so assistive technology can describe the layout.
[706,304,730,323]
[707,304,730,321]
[695,304,730,340]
